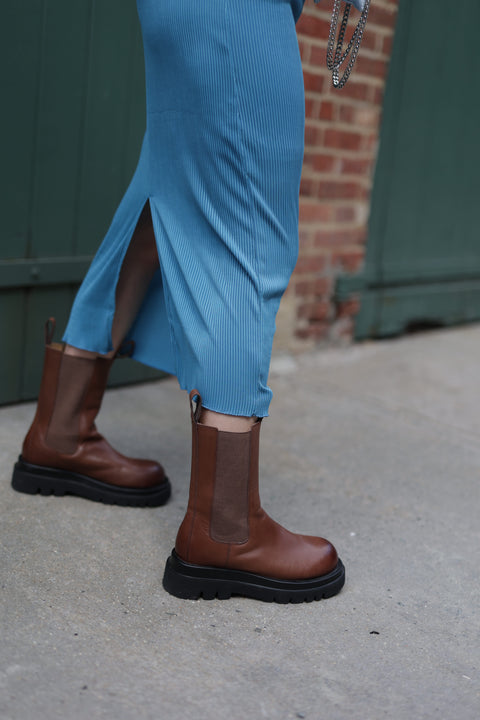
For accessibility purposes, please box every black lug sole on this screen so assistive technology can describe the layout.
[162,550,345,603]
[11,456,171,507]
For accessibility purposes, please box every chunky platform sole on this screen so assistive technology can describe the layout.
[11,456,171,507]
[163,550,345,603]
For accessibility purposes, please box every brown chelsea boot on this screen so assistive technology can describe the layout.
[11,319,170,506]
[162,390,344,603]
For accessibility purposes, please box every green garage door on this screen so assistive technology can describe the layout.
[0,0,162,405]
[337,0,480,338]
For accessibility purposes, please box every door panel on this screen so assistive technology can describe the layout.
[337,0,480,337]
[0,0,163,405]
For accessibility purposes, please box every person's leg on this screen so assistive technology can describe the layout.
[44,202,160,449]
[65,202,159,360]
[12,204,170,506]
[155,0,344,602]
[163,391,345,603]
[200,410,255,432]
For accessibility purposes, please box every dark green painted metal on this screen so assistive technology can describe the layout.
[0,292,27,404]
[21,287,74,399]
[28,2,91,258]
[354,280,480,339]
[75,1,144,255]
[337,0,480,338]
[1,0,43,260]
[0,1,163,405]
[0,258,92,288]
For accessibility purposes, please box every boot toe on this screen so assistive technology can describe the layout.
[124,458,167,489]
[305,535,339,578]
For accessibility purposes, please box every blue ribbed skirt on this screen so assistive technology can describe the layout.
[64,0,306,417]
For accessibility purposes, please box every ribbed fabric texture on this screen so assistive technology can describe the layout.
[63,0,306,417]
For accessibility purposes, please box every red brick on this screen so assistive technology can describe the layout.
[341,157,373,175]
[315,228,367,247]
[324,129,363,151]
[294,255,327,275]
[309,44,330,68]
[303,71,326,94]
[338,104,356,124]
[298,229,311,246]
[318,101,335,121]
[317,180,364,200]
[304,123,321,146]
[355,56,388,80]
[290,7,396,346]
[373,85,385,106]
[368,5,397,29]
[299,202,334,223]
[338,104,379,128]
[305,97,317,118]
[294,280,316,297]
[361,28,380,53]
[294,277,333,299]
[335,206,356,223]
[296,15,332,40]
[313,277,334,296]
[383,35,394,56]
[336,298,361,318]
[299,177,317,197]
[332,249,365,273]
[312,153,337,173]
[332,80,370,102]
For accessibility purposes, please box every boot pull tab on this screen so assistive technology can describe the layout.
[44,317,56,346]
[189,389,202,423]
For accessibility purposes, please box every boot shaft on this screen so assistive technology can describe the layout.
[173,391,340,582]
[176,390,261,563]
[22,320,112,461]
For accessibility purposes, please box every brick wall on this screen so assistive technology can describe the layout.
[275,0,399,351]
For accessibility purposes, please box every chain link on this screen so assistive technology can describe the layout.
[326,0,371,89]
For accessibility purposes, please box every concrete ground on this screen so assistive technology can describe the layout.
[1,325,479,720]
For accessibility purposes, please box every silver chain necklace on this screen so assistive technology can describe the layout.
[326,0,371,89]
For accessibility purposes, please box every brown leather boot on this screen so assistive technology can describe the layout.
[11,319,170,506]
[162,391,344,603]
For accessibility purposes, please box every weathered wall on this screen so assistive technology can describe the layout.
[275,0,398,351]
